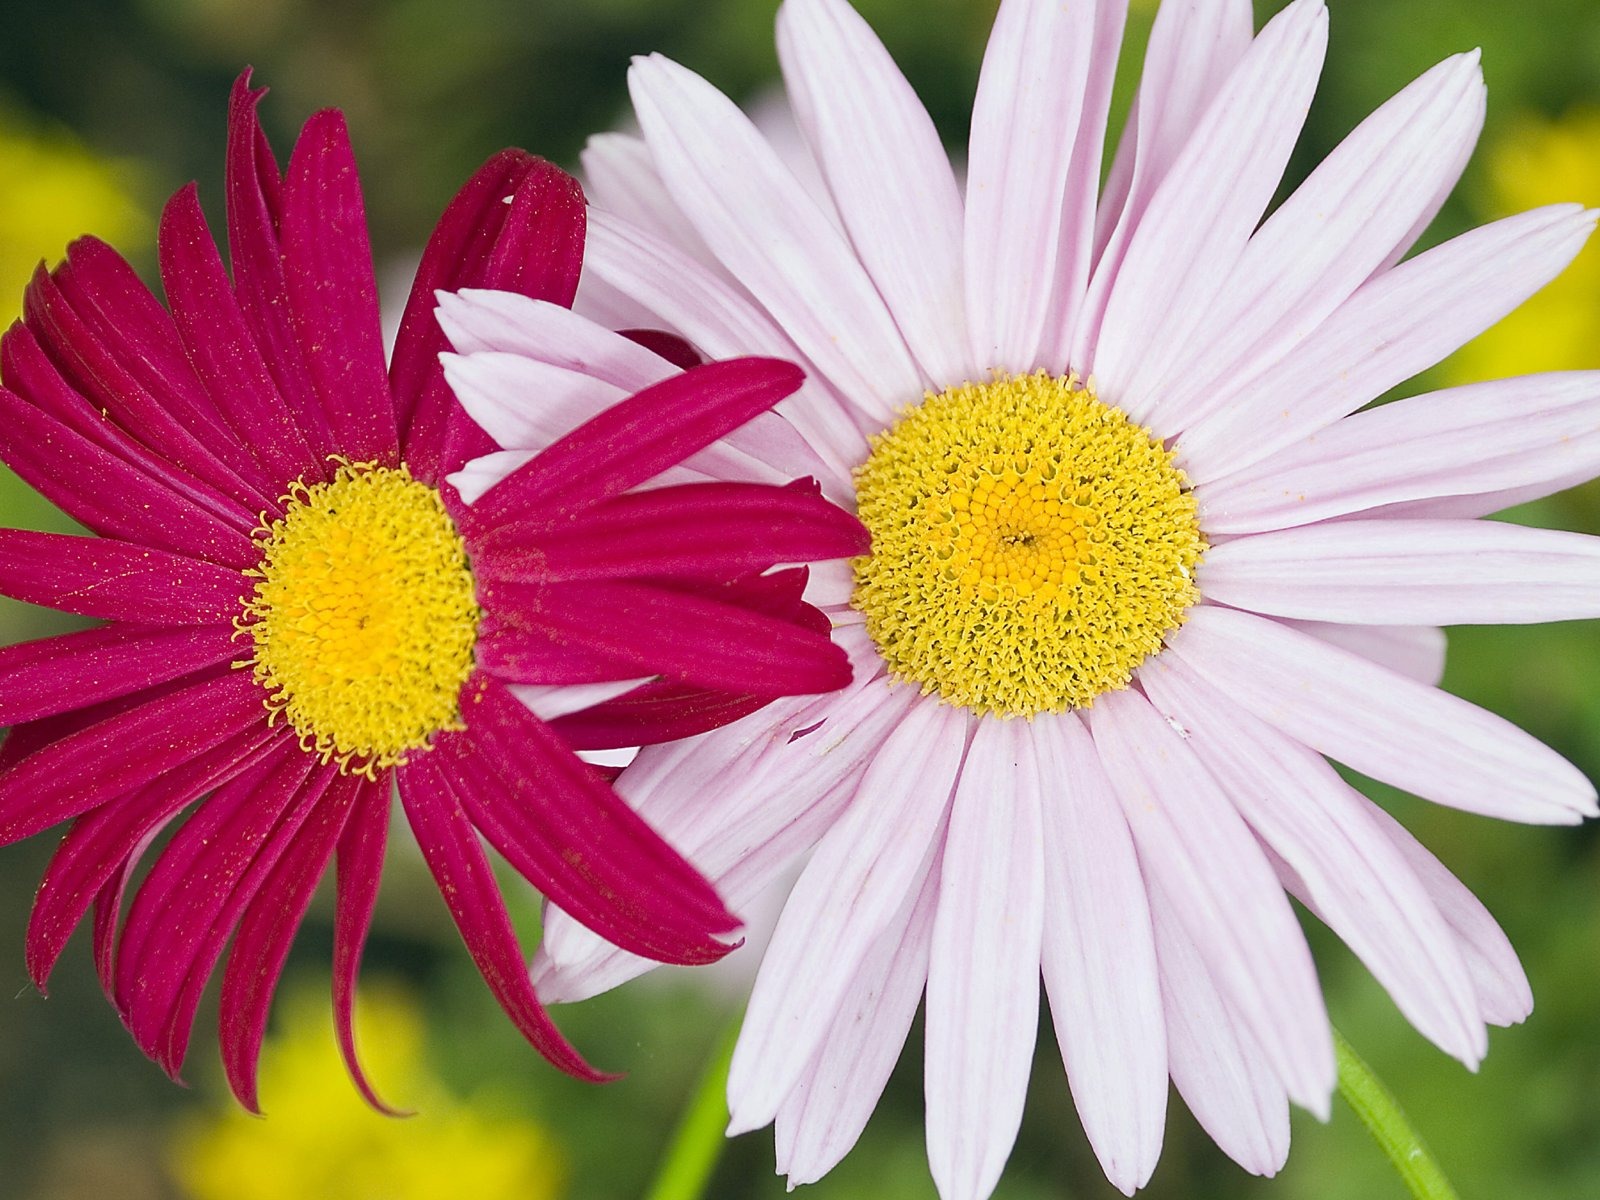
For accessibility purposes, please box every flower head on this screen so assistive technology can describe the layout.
[0,71,866,1109]
[448,0,1600,1195]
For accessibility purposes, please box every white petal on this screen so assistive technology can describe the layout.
[581,132,728,274]
[1035,713,1166,1195]
[1199,518,1600,625]
[442,349,624,450]
[1149,884,1291,1178]
[509,678,650,722]
[1197,371,1600,534]
[1277,621,1446,687]
[1079,0,1254,355]
[1176,205,1600,484]
[1085,688,1333,1115]
[629,53,922,416]
[1167,605,1598,823]
[774,849,942,1187]
[1090,0,1328,417]
[1146,51,1486,431]
[449,448,534,505]
[585,209,868,489]
[777,0,973,384]
[925,717,1045,1200]
[1140,657,1485,1064]
[726,699,966,1133]
[1358,800,1533,1026]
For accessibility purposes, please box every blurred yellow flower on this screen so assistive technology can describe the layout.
[0,111,146,321]
[171,984,565,1200]
[1446,107,1600,383]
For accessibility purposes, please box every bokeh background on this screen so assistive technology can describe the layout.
[0,0,1597,1196]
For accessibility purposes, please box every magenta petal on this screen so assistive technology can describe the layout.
[454,676,736,958]
[0,624,242,726]
[396,750,608,1082]
[514,579,850,696]
[465,357,807,530]
[158,184,318,488]
[0,529,248,624]
[218,768,363,1110]
[396,154,586,482]
[0,378,260,570]
[225,73,336,472]
[474,608,651,685]
[331,774,405,1113]
[475,479,868,585]
[279,109,398,466]
[0,669,264,843]
[113,745,321,1071]
[25,722,280,991]
[548,682,767,750]
[618,329,704,370]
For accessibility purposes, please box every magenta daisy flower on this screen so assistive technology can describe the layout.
[0,72,865,1110]
[442,0,1600,1194]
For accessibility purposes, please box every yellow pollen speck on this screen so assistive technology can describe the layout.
[851,371,1205,717]
[236,460,480,774]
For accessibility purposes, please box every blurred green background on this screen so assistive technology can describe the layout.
[0,0,1598,1196]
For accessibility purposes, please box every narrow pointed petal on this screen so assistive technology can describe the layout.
[580,133,727,274]
[1086,688,1334,1115]
[397,753,605,1081]
[727,699,964,1131]
[925,718,1044,1200]
[1168,605,1598,824]
[0,530,248,625]
[1035,713,1166,1195]
[778,0,972,383]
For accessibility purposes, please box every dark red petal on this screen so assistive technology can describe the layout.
[25,721,280,991]
[0,668,264,844]
[396,154,585,482]
[331,774,405,1113]
[549,682,768,751]
[450,677,735,960]
[475,479,868,585]
[464,357,806,531]
[0,529,248,624]
[158,184,318,488]
[509,578,850,697]
[218,768,363,1111]
[0,376,260,570]
[618,329,703,370]
[279,109,398,466]
[0,624,242,726]
[25,249,279,509]
[113,745,320,1069]
[225,73,336,472]
[396,750,607,1082]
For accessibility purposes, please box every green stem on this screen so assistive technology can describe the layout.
[1334,1026,1462,1200]
[643,1017,741,1200]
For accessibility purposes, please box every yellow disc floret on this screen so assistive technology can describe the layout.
[851,372,1204,716]
[238,460,480,773]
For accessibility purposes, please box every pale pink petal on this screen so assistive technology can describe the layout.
[580,132,729,275]
[1176,204,1600,484]
[441,349,623,450]
[448,449,534,506]
[1079,0,1254,354]
[1278,621,1446,687]
[509,679,651,722]
[1089,0,1328,415]
[924,717,1044,1200]
[1149,884,1291,1178]
[1198,372,1600,534]
[629,54,923,415]
[1167,606,1598,823]
[802,557,856,608]
[1199,518,1600,625]
[726,699,966,1133]
[1358,799,1533,1026]
[584,210,867,487]
[1035,713,1166,1196]
[1085,688,1333,1116]
[1145,51,1486,431]
[774,852,941,1188]
[1140,658,1485,1065]
[777,0,973,384]
[963,0,1101,372]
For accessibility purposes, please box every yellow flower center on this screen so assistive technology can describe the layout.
[238,460,480,773]
[851,372,1204,717]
